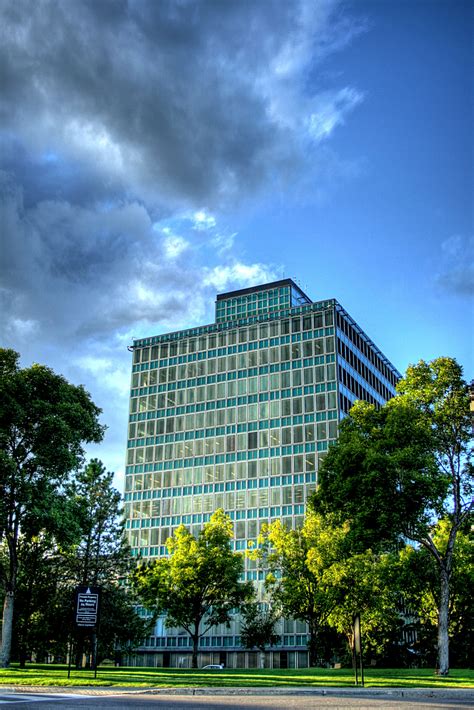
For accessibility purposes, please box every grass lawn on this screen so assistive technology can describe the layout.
[0,665,472,689]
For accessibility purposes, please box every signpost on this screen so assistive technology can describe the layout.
[68,586,101,678]
[75,586,100,628]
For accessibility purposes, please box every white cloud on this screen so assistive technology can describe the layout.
[212,232,237,255]
[308,88,364,142]
[203,262,280,293]
[162,234,190,259]
[192,211,217,231]
[436,235,474,296]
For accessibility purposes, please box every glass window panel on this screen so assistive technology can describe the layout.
[292,398,302,415]
[294,456,304,473]
[281,372,291,388]
[270,401,280,417]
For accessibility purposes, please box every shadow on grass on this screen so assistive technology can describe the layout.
[0,665,472,689]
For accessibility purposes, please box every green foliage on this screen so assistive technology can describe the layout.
[0,349,105,666]
[398,519,474,667]
[312,357,473,675]
[240,601,280,654]
[321,550,404,662]
[256,512,348,666]
[65,459,130,586]
[133,509,252,667]
[257,512,405,666]
[10,459,149,666]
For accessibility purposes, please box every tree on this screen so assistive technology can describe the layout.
[66,459,130,587]
[398,519,473,668]
[65,459,147,667]
[0,349,104,667]
[133,509,253,668]
[320,550,405,665]
[10,459,150,667]
[312,357,473,675]
[240,600,280,668]
[256,513,347,666]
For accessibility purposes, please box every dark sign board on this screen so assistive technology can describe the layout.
[74,586,101,629]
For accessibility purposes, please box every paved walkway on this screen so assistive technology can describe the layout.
[0,685,473,701]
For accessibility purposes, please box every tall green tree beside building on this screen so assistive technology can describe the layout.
[256,513,347,666]
[133,509,253,668]
[0,349,104,667]
[312,357,473,675]
[11,459,149,666]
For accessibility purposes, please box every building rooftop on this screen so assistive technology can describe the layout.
[216,278,311,303]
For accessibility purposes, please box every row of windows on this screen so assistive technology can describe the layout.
[125,463,321,492]
[125,474,317,502]
[131,367,335,408]
[128,422,337,464]
[336,310,399,387]
[338,365,381,408]
[337,339,395,401]
[132,343,333,386]
[128,409,333,441]
[130,388,338,421]
[133,312,335,363]
[128,510,307,550]
[126,441,329,475]
[126,483,313,518]
[216,287,291,321]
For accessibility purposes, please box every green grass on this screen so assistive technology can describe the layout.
[0,665,472,689]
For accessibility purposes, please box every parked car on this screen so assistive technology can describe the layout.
[201,664,224,669]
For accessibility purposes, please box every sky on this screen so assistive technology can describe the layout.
[1,0,472,492]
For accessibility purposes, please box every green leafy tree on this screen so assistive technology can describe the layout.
[133,509,253,668]
[312,357,473,675]
[240,600,280,668]
[256,513,347,666]
[320,550,404,664]
[0,349,104,667]
[66,459,130,587]
[66,459,147,667]
[399,519,473,667]
[11,459,149,667]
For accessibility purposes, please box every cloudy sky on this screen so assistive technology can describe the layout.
[1,0,472,490]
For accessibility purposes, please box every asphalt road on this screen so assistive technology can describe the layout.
[0,690,473,710]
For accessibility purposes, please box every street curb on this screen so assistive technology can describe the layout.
[1,685,473,701]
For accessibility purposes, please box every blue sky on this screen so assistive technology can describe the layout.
[1,0,472,489]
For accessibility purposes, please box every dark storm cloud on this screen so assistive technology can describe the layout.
[1,0,343,209]
[0,0,361,339]
[0,0,363,478]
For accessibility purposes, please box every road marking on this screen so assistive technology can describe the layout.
[0,693,82,704]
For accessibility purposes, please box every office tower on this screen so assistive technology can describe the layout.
[124,279,400,668]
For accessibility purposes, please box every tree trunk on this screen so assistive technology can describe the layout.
[18,644,28,669]
[191,635,199,668]
[308,619,318,667]
[0,591,15,668]
[259,650,265,669]
[191,634,199,669]
[436,567,450,676]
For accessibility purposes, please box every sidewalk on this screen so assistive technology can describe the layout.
[1,684,473,702]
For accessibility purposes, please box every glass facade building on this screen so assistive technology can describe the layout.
[124,279,400,668]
